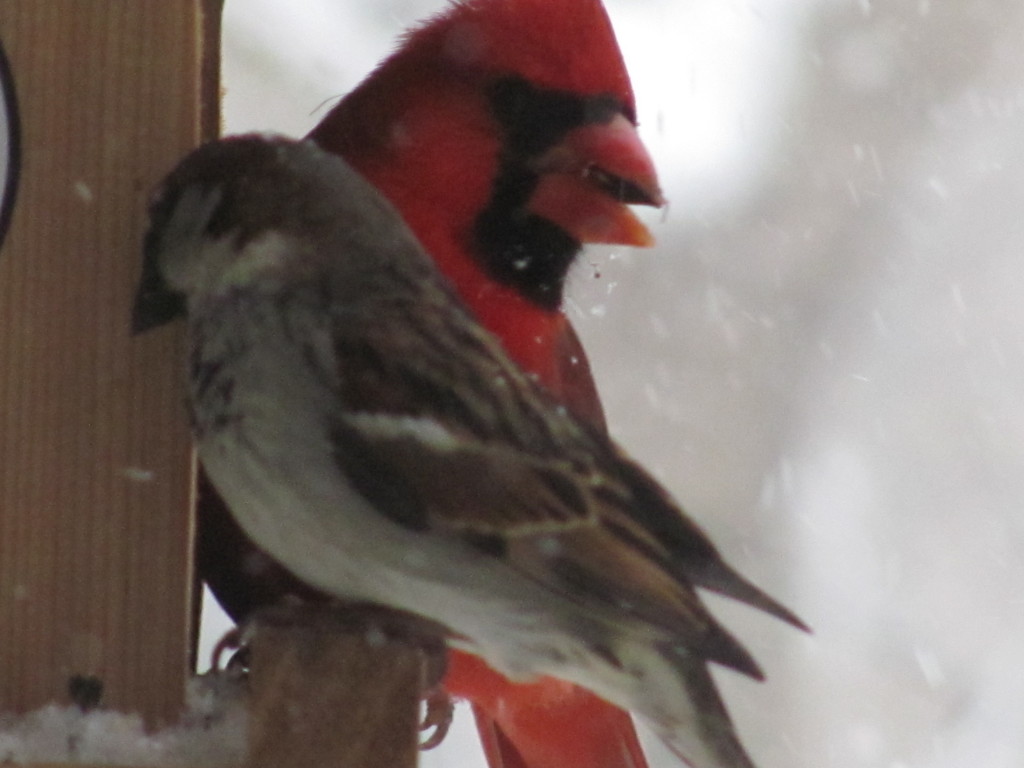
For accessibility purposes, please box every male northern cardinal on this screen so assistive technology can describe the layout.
[134,134,802,768]
[306,3,663,762]
[194,3,804,768]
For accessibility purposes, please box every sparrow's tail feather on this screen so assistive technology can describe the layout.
[616,641,758,768]
[448,653,650,768]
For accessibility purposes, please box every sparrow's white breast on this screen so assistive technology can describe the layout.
[189,292,604,681]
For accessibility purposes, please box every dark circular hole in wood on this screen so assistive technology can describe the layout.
[0,36,21,256]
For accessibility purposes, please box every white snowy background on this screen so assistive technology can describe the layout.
[201,1,1024,766]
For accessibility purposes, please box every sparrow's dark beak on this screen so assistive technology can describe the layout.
[132,243,185,334]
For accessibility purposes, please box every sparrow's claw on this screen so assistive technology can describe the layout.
[419,686,455,750]
[211,626,249,674]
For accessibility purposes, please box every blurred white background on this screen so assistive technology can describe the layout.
[203,1,1024,766]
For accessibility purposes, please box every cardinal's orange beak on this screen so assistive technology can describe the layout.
[528,113,664,247]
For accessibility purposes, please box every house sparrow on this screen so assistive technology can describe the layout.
[134,135,804,768]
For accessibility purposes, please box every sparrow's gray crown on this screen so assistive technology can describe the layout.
[133,135,438,333]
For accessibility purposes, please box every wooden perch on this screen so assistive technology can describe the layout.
[246,610,428,768]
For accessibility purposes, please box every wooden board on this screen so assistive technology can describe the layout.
[246,615,427,768]
[0,1,221,726]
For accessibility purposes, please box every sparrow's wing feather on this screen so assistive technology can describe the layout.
[600,461,809,632]
[325,299,765,677]
[328,414,592,535]
[327,290,806,633]
[329,409,762,678]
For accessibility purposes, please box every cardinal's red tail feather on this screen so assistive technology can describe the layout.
[447,652,650,768]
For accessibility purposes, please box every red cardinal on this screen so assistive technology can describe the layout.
[197,2,668,767]
[306,4,661,765]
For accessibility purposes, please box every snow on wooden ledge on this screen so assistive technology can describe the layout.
[0,674,246,768]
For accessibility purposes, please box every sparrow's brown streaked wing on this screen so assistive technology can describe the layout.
[327,407,763,680]
[321,302,769,677]
[326,297,807,634]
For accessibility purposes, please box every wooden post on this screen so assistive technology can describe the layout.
[0,1,221,726]
[246,614,427,768]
